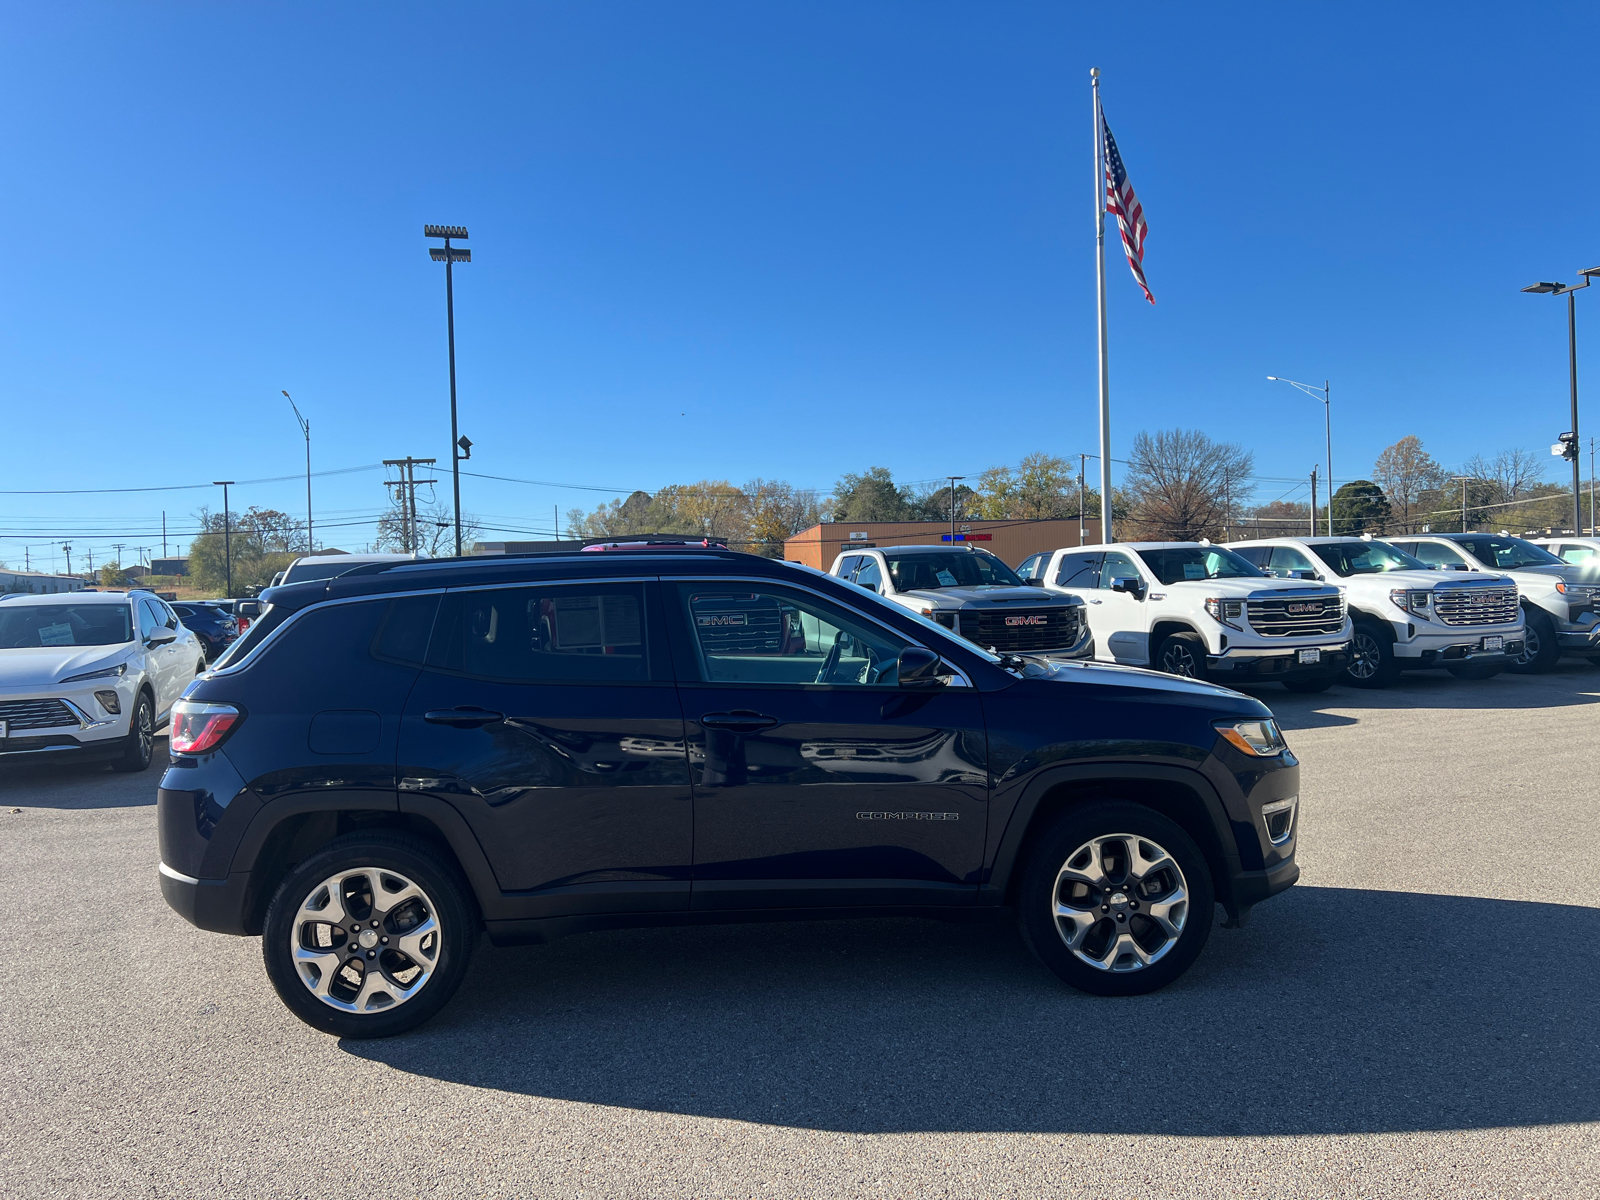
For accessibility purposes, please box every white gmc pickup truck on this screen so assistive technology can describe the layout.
[1020,541,1351,692]
[1227,535,1524,687]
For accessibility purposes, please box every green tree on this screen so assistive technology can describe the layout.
[1330,480,1392,535]
[829,467,914,522]
[970,453,1077,520]
[98,563,130,588]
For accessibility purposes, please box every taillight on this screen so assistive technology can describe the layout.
[237,617,251,633]
[170,700,242,754]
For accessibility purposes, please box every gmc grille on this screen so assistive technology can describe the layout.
[1433,586,1519,627]
[0,698,82,730]
[1246,596,1346,637]
[957,607,1081,653]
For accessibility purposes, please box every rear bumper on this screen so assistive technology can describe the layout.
[158,863,252,935]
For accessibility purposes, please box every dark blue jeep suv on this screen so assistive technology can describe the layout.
[157,549,1300,1038]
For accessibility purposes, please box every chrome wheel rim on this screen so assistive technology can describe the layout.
[1348,631,1382,680]
[136,700,154,760]
[1515,624,1540,666]
[289,868,442,1014]
[1160,642,1199,677]
[1052,833,1189,971]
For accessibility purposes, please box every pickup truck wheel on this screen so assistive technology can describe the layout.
[1344,620,1398,689]
[1509,608,1560,674]
[1155,632,1208,680]
[262,833,477,1039]
[1018,802,1214,996]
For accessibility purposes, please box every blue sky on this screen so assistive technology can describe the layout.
[3,2,1597,571]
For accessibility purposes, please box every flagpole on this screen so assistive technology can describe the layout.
[1091,67,1112,544]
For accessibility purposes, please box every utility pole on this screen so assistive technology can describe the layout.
[112,543,124,570]
[1079,453,1088,545]
[1451,475,1472,533]
[425,225,472,556]
[162,512,168,559]
[1223,469,1232,543]
[1590,436,1596,534]
[1309,468,1318,537]
[62,544,72,576]
[214,482,236,597]
[383,457,438,554]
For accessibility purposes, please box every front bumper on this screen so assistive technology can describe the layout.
[1207,640,1351,678]
[1390,620,1524,663]
[0,687,131,761]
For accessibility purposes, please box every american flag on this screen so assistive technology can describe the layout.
[1102,116,1153,304]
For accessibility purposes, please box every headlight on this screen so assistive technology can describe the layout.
[1389,588,1431,613]
[1215,718,1288,757]
[1204,598,1243,629]
[59,662,129,685]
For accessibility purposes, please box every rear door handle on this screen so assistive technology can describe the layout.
[700,711,779,732]
[423,707,505,728]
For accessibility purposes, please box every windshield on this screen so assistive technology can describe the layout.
[884,551,1023,591]
[846,580,1003,665]
[0,603,133,648]
[1137,547,1264,586]
[1310,541,1424,576]
[1452,536,1564,569]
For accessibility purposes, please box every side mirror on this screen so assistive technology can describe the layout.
[1023,576,1046,587]
[896,646,944,689]
[1110,576,1146,599]
[858,581,878,593]
[146,628,177,646]
[236,600,261,617]
[1286,569,1317,581]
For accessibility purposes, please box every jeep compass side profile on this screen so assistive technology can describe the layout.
[158,550,1301,1037]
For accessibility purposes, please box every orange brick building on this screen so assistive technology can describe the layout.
[782,520,1102,571]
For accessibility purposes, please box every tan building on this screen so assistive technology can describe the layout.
[782,520,1103,571]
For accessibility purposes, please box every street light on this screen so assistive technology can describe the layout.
[213,481,235,598]
[282,390,312,554]
[1521,267,1600,534]
[1268,376,1333,535]
[425,224,471,557]
[1451,475,1473,533]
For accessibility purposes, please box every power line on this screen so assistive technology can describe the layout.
[0,463,385,496]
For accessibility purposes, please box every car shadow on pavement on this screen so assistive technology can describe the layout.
[0,739,167,808]
[1256,662,1600,732]
[345,884,1599,1136]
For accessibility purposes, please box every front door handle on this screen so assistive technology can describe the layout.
[423,707,505,729]
[700,710,779,732]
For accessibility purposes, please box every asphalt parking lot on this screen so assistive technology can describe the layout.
[3,665,1599,1199]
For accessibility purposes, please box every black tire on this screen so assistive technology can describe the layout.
[1509,608,1560,674]
[1282,672,1336,694]
[1344,620,1398,689]
[262,832,477,1038]
[1017,801,1215,997]
[1154,632,1209,681]
[1447,661,1503,681]
[109,690,155,773]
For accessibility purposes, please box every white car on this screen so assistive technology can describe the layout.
[1227,536,1524,687]
[1024,542,1351,691]
[1387,533,1600,671]
[0,591,204,771]
[1527,535,1600,570]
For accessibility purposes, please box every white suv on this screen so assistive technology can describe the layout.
[1024,542,1351,692]
[0,591,203,771]
[1387,533,1600,672]
[1228,536,1524,687]
[1528,536,1600,570]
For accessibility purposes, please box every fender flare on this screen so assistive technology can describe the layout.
[983,762,1243,907]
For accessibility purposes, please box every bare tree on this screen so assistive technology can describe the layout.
[375,496,482,556]
[1465,448,1546,506]
[1372,435,1446,533]
[1123,429,1254,541]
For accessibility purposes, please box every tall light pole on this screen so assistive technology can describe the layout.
[1268,376,1333,535]
[1451,474,1473,533]
[946,476,964,542]
[1522,267,1600,535]
[214,481,235,597]
[282,390,312,554]
[425,224,471,557]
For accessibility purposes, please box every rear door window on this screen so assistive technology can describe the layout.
[428,584,649,684]
[1055,553,1101,588]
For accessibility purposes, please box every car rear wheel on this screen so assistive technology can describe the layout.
[1344,620,1398,689]
[1509,608,1560,674]
[1018,801,1214,996]
[1155,632,1208,681]
[109,691,155,773]
[262,833,476,1038]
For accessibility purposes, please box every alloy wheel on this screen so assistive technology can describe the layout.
[1160,643,1199,677]
[1052,833,1189,972]
[289,868,442,1014]
[1348,631,1382,680]
[1514,624,1540,667]
[136,699,154,760]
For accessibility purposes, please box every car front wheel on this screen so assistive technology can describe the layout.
[109,691,155,773]
[1018,801,1215,996]
[262,833,477,1038]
